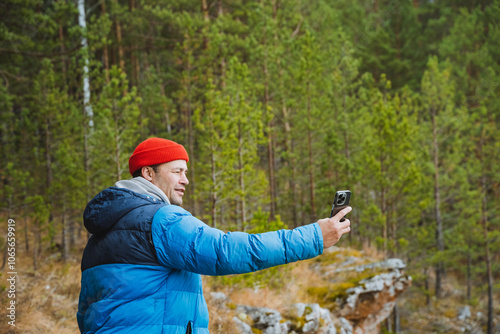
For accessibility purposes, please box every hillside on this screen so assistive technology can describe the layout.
[1,1,499,332]
[1,243,495,333]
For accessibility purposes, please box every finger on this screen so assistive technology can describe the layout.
[340,219,351,228]
[334,206,352,220]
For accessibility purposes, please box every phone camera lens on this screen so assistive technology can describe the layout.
[337,193,346,205]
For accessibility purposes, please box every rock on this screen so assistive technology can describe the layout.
[228,254,412,334]
[337,317,353,334]
[457,306,471,320]
[289,303,336,333]
[233,316,253,334]
[334,258,406,273]
[235,305,288,334]
[210,291,228,302]
[335,261,412,334]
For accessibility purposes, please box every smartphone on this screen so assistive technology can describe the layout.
[330,190,351,221]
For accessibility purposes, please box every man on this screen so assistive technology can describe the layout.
[78,137,351,334]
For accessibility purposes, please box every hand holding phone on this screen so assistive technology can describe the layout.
[330,190,351,221]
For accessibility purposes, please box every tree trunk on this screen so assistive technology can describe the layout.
[101,1,110,82]
[263,31,277,220]
[44,119,55,246]
[155,57,172,135]
[23,192,29,252]
[432,109,444,299]
[1,202,12,269]
[479,135,494,334]
[114,101,121,181]
[24,217,29,252]
[69,219,76,248]
[393,303,400,333]
[33,223,40,271]
[209,100,217,228]
[201,0,209,21]
[61,200,69,263]
[79,0,93,207]
[275,17,298,226]
[466,237,472,301]
[114,0,125,72]
[283,105,297,227]
[129,0,138,85]
[182,38,196,215]
[381,154,388,259]
[211,148,217,228]
[306,82,316,222]
[1,246,6,270]
[238,120,247,230]
[58,24,67,86]
[424,267,430,307]
[342,90,353,243]
[217,0,226,89]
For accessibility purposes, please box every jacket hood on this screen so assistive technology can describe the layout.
[83,187,162,235]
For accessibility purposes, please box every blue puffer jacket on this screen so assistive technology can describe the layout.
[78,187,323,333]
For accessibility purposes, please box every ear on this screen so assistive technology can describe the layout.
[141,166,154,181]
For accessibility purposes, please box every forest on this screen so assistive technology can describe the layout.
[0,0,499,332]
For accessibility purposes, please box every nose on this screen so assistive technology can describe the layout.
[181,172,189,185]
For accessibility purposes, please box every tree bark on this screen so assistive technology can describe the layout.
[466,236,472,301]
[217,0,226,89]
[263,29,277,220]
[283,104,297,227]
[342,91,353,243]
[479,134,494,334]
[114,0,125,72]
[424,266,430,307]
[23,191,29,252]
[79,0,93,207]
[238,120,247,230]
[306,81,316,222]
[211,147,217,228]
[432,109,444,299]
[58,24,67,86]
[182,37,197,215]
[381,154,388,259]
[393,302,400,333]
[44,118,55,246]
[61,200,69,262]
[201,0,209,21]
[155,56,172,135]
[101,1,110,83]
[114,101,121,181]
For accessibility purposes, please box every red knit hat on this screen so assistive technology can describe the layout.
[129,138,189,176]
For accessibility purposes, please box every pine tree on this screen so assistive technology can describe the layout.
[357,75,421,257]
[224,57,267,230]
[420,56,459,299]
[90,66,142,187]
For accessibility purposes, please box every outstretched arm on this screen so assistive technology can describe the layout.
[152,205,351,276]
[151,206,324,276]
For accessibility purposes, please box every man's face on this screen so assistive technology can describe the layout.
[150,160,189,206]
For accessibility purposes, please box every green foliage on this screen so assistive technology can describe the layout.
[247,208,288,234]
[90,66,142,186]
[209,265,291,291]
[0,0,498,316]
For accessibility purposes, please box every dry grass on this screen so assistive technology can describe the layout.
[0,248,82,334]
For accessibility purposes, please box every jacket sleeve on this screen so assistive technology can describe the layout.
[151,205,323,276]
